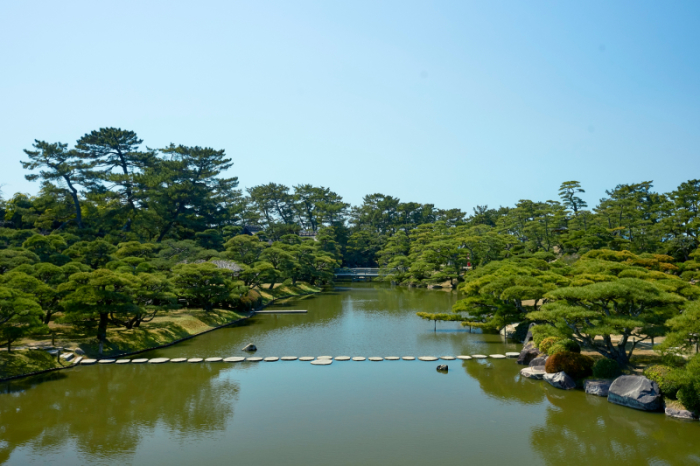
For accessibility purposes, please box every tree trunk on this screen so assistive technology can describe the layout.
[97,312,108,343]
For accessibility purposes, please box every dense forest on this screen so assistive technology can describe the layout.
[1,127,700,408]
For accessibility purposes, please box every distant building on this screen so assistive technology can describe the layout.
[298,230,317,240]
[242,225,263,235]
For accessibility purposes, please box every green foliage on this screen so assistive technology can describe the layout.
[548,339,581,355]
[538,336,562,354]
[544,351,594,380]
[592,358,622,379]
[670,354,700,413]
[531,325,567,349]
[643,365,681,399]
[171,263,243,312]
[0,285,47,351]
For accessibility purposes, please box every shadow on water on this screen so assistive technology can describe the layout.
[0,364,239,464]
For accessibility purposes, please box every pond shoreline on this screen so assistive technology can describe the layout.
[0,285,322,383]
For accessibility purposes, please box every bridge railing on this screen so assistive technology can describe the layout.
[334,268,380,276]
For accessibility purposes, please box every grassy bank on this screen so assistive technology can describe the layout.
[1,283,320,380]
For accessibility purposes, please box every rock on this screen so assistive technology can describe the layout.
[115,359,131,364]
[148,358,170,364]
[263,357,278,362]
[585,380,612,397]
[665,407,698,421]
[471,355,488,359]
[520,367,546,380]
[132,358,149,363]
[351,357,366,361]
[224,357,246,362]
[402,356,416,360]
[280,356,298,361]
[457,355,472,360]
[242,343,257,352]
[187,358,203,363]
[517,344,540,366]
[317,356,333,359]
[440,356,455,360]
[246,357,263,362]
[608,376,662,411]
[499,324,517,338]
[544,371,576,390]
[385,356,400,360]
[418,356,438,361]
[368,357,384,361]
[523,323,537,346]
[529,356,547,368]
[75,348,85,356]
[335,356,351,361]
[170,358,187,363]
[298,356,315,361]
[204,357,223,362]
[80,359,97,365]
[72,357,83,365]
[60,353,75,361]
[436,364,448,371]
[310,359,332,365]
[505,352,520,358]
[489,354,506,359]
[98,359,116,364]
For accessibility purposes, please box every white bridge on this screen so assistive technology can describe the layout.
[334,268,380,280]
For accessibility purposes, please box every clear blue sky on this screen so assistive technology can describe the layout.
[1,1,699,212]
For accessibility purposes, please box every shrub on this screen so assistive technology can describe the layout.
[545,351,594,380]
[592,358,621,379]
[677,387,700,414]
[538,336,561,354]
[548,339,581,355]
[531,325,563,349]
[644,365,681,399]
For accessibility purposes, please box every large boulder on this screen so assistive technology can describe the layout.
[517,343,540,366]
[520,367,546,380]
[436,364,448,372]
[543,371,576,390]
[242,343,257,352]
[529,356,547,369]
[608,376,662,411]
[585,379,612,397]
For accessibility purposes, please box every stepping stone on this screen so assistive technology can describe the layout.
[149,358,170,364]
[246,357,263,362]
[187,358,203,363]
[440,356,455,360]
[471,355,488,359]
[132,358,149,364]
[299,357,315,361]
[368,357,384,361]
[402,356,416,360]
[264,357,279,362]
[334,356,351,361]
[98,359,116,364]
[224,357,245,362]
[489,354,506,359]
[457,355,472,360]
[385,356,400,360]
[281,356,298,361]
[80,359,97,365]
[317,356,333,359]
[116,359,131,364]
[352,357,366,361]
[205,357,223,362]
[171,358,187,363]
[506,352,520,358]
[311,359,333,365]
[418,356,438,361]
[72,357,83,365]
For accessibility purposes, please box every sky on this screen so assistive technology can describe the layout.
[1,0,699,213]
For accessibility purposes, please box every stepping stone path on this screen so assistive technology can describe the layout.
[280,356,298,361]
[116,359,131,364]
[149,358,170,364]
[132,358,149,364]
[246,357,263,362]
[264,357,279,362]
[418,356,438,361]
[402,356,416,360]
[352,357,366,361]
[98,359,115,364]
[72,357,83,365]
[440,356,455,360]
[224,357,245,362]
[205,357,222,362]
[310,359,332,365]
[171,358,187,363]
[317,356,333,359]
[187,358,203,363]
[81,359,97,365]
[369,357,384,361]
[299,357,315,361]
[335,356,351,361]
[385,356,400,360]
[489,354,506,359]
[457,356,472,360]
[506,352,520,358]
[471,355,488,359]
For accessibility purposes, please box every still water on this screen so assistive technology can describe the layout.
[1,284,699,465]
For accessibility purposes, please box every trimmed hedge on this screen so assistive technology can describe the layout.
[538,337,561,355]
[548,339,581,355]
[644,365,681,399]
[545,351,594,380]
[592,358,621,379]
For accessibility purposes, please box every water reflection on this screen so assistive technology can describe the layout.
[531,388,700,465]
[0,364,238,464]
[462,360,546,405]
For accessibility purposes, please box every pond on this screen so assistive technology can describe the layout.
[1,283,698,465]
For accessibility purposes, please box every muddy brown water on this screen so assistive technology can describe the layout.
[1,283,698,465]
